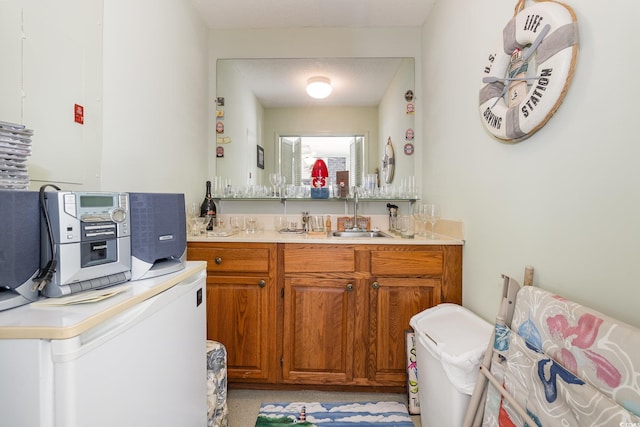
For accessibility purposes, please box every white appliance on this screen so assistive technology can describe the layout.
[0,262,207,427]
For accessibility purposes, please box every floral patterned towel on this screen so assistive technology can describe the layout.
[483,286,640,426]
[207,340,228,427]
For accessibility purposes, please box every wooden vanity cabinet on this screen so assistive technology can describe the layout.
[188,241,462,390]
[186,242,277,384]
[281,243,462,388]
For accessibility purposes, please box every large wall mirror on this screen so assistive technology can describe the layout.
[215,57,415,192]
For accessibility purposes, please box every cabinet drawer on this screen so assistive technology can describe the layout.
[370,250,443,276]
[284,246,355,273]
[187,246,270,273]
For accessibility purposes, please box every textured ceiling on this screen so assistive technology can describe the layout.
[192,0,435,29]
[200,1,428,107]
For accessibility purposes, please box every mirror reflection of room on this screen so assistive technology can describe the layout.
[215,58,415,194]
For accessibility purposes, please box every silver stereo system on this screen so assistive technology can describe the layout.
[41,191,132,297]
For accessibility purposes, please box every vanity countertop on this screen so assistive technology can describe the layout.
[187,229,463,245]
[187,215,464,245]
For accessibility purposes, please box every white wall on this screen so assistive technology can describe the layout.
[421,0,640,327]
[0,0,208,202]
[0,0,103,190]
[102,0,209,205]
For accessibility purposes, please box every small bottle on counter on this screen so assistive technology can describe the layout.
[325,215,332,235]
[200,180,217,230]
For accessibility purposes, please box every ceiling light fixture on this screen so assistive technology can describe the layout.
[306,76,332,99]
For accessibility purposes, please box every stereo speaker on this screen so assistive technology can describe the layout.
[129,192,186,281]
[0,190,40,310]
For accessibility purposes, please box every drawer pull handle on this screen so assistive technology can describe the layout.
[371,281,380,290]
[258,280,266,288]
[215,257,222,265]
[346,283,354,292]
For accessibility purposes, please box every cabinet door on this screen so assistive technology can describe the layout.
[206,275,276,383]
[282,276,356,384]
[368,277,442,384]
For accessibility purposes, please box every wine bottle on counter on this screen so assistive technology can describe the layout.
[200,180,217,230]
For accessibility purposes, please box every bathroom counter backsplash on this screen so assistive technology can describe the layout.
[187,214,464,245]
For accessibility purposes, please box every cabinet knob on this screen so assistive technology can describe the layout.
[346,283,354,291]
[215,257,222,265]
[371,281,380,290]
[258,279,266,288]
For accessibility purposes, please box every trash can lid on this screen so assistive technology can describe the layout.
[410,303,491,355]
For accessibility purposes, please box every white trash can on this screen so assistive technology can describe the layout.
[409,303,492,427]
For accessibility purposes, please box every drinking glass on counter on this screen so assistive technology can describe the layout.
[229,216,244,231]
[193,216,207,235]
[246,217,257,233]
[187,203,200,236]
[398,215,414,239]
[311,215,325,232]
[412,204,428,237]
[188,217,199,236]
[274,216,287,232]
[425,204,440,238]
[213,217,226,230]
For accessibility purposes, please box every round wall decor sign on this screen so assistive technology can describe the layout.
[479,0,579,142]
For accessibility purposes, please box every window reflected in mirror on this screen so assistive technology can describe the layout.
[279,135,364,187]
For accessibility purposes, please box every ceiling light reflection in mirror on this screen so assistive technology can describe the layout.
[306,77,332,99]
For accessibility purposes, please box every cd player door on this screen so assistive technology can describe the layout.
[42,191,132,297]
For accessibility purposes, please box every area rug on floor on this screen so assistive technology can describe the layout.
[255,401,414,426]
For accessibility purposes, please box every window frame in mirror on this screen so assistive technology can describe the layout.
[277,132,366,188]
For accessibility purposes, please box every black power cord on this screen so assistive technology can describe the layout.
[31,184,61,292]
